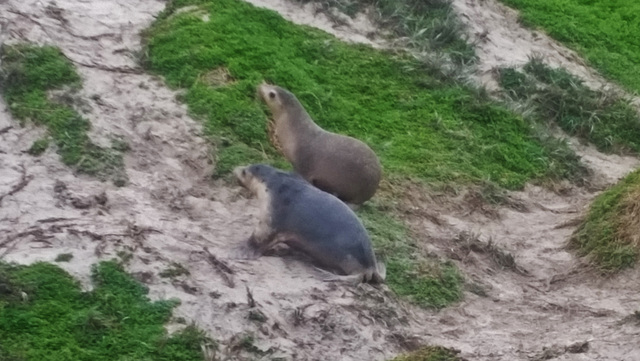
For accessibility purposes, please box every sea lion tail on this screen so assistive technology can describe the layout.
[314,267,361,285]
[314,263,386,285]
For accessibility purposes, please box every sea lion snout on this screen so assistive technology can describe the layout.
[233,165,251,187]
[257,83,278,102]
[234,164,275,190]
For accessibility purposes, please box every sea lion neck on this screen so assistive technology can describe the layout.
[273,103,321,162]
[280,104,322,135]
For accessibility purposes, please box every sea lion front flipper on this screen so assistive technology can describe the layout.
[232,220,276,260]
[231,241,262,260]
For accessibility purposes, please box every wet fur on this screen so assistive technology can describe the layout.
[234,164,385,284]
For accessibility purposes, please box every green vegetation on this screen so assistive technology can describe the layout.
[499,58,640,154]
[0,44,127,185]
[571,169,640,273]
[455,231,525,274]
[116,251,133,265]
[236,334,273,356]
[0,260,210,360]
[499,0,640,94]
[27,138,50,156]
[360,202,462,308]
[159,262,190,278]
[143,0,585,189]
[54,253,73,262]
[389,346,465,361]
[295,0,475,64]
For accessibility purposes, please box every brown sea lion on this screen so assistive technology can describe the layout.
[258,83,382,206]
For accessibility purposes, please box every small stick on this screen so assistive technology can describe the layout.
[0,164,34,206]
[0,228,44,258]
[246,285,256,308]
[0,126,13,135]
[203,246,235,288]
[37,217,77,223]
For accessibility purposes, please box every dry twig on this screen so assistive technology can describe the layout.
[246,285,256,308]
[37,217,78,223]
[63,54,143,74]
[0,228,47,258]
[203,246,235,288]
[0,164,34,206]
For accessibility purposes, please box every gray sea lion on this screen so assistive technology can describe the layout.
[233,164,385,284]
[257,83,382,206]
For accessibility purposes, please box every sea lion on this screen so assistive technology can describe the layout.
[257,83,382,206]
[233,164,385,284]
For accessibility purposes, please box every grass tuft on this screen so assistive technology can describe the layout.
[359,203,463,308]
[54,253,74,262]
[498,57,640,154]
[571,169,640,273]
[143,0,586,190]
[0,260,212,360]
[455,232,526,274]
[0,44,127,185]
[159,262,190,278]
[27,138,50,156]
[389,345,465,361]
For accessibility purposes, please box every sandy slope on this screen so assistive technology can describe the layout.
[0,0,639,360]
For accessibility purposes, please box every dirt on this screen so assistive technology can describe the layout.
[1,0,640,361]
[244,0,384,48]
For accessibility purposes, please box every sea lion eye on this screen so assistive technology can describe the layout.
[242,169,247,176]
[269,91,276,99]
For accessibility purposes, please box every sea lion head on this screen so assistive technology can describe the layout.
[257,82,300,119]
[233,164,276,194]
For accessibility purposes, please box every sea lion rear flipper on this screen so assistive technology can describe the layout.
[314,267,364,286]
[369,262,386,284]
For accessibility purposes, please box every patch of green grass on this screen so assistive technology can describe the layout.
[359,203,462,308]
[235,334,273,356]
[54,253,73,262]
[498,0,640,94]
[571,169,640,273]
[116,251,133,265]
[159,262,190,278]
[389,345,465,361]
[143,0,585,190]
[295,0,475,65]
[0,44,127,185]
[499,58,640,154]
[27,138,50,156]
[0,260,211,360]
